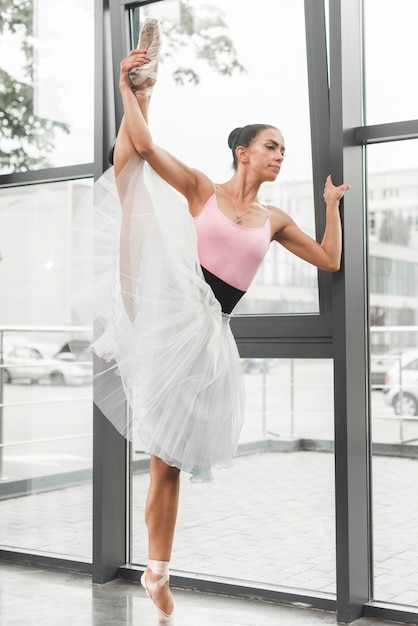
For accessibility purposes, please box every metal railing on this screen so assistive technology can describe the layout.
[370,325,418,444]
[0,325,93,480]
[1,324,417,487]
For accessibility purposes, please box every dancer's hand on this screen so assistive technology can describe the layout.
[119,49,150,91]
[323,175,350,206]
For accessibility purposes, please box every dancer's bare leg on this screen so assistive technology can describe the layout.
[113,38,155,174]
[113,90,150,176]
[133,91,150,123]
[144,455,180,615]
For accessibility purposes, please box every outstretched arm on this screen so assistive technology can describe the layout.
[272,175,350,272]
[114,50,212,210]
[115,50,214,322]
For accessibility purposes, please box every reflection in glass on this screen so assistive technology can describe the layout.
[0,179,93,326]
[0,0,94,174]
[0,177,93,557]
[364,0,418,125]
[368,141,418,392]
[130,0,318,315]
[131,358,336,593]
[368,142,418,605]
[0,328,92,558]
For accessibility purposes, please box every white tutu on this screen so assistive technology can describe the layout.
[72,154,245,483]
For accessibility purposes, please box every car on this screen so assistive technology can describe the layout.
[2,342,92,386]
[241,358,275,374]
[383,350,418,416]
[370,350,405,389]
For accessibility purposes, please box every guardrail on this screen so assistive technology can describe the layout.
[0,325,93,478]
[370,325,418,443]
[0,324,417,486]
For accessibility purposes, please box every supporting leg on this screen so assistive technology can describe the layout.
[143,455,180,616]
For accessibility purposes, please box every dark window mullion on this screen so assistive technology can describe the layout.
[0,164,94,189]
[355,119,418,144]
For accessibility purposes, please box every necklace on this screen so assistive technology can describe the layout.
[232,199,255,225]
[228,184,258,225]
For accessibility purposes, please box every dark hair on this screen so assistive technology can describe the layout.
[227,124,278,170]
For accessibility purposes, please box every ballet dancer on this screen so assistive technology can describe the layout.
[97,17,349,624]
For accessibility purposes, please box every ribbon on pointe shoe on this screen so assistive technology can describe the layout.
[140,559,175,625]
[129,18,161,96]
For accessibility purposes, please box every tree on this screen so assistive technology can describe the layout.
[138,1,246,86]
[1,0,245,172]
[0,0,69,172]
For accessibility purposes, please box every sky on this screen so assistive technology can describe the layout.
[0,0,417,178]
[0,0,94,168]
[145,0,418,180]
[148,0,312,182]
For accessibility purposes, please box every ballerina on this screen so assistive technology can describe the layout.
[93,17,349,625]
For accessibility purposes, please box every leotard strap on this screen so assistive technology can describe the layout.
[194,190,271,293]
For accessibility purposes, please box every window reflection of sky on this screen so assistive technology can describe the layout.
[147,0,312,182]
[0,0,94,170]
[364,0,418,127]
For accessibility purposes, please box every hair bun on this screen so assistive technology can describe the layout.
[227,127,242,150]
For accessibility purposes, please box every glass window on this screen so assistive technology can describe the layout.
[0,180,93,326]
[368,141,418,605]
[130,0,319,315]
[364,0,418,125]
[0,179,93,558]
[0,0,94,174]
[0,326,92,558]
[131,357,336,593]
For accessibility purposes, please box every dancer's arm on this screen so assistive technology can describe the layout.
[114,50,212,212]
[271,175,348,272]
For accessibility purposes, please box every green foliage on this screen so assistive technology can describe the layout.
[0,0,245,171]
[0,69,69,170]
[0,0,69,172]
[160,1,246,86]
[0,0,33,34]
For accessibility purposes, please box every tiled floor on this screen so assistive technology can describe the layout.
[2,451,418,606]
[0,561,405,626]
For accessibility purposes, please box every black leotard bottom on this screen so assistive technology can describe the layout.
[201,266,245,314]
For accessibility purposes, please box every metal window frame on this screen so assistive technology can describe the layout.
[329,1,418,623]
[328,0,372,621]
[101,0,339,605]
[2,1,418,624]
[91,0,340,605]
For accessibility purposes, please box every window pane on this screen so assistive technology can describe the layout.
[131,358,335,593]
[131,0,319,315]
[0,180,93,325]
[0,329,92,558]
[364,0,418,125]
[0,180,93,558]
[368,141,418,605]
[0,0,94,174]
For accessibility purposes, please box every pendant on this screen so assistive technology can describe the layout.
[237,217,243,225]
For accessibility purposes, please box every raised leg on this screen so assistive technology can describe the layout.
[113,19,159,174]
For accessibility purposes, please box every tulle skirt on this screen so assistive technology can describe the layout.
[72,154,244,483]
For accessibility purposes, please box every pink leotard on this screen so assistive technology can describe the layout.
[194,190,271,294]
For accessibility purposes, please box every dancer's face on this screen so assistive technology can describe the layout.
[242,128,285,181]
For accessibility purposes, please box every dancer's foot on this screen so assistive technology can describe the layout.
[141,560,175,625]
[129,18,161,96]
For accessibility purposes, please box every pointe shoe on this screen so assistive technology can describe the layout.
[129,18,161,96]
[140,561,175,625]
